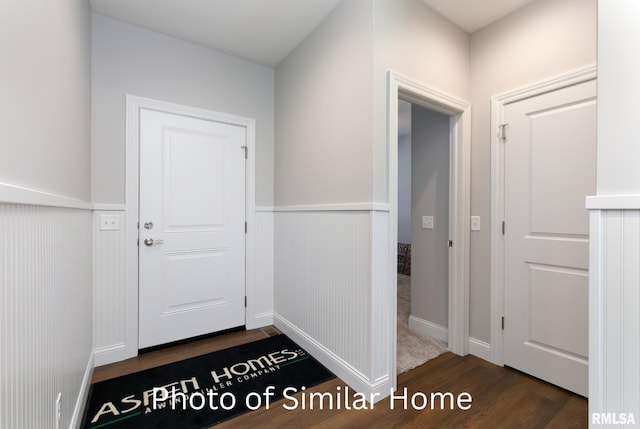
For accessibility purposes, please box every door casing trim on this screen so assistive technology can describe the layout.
[124,95,257,359]
[490,64,597,366]
[387,71,471,390]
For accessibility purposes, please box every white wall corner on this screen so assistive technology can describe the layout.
[69,351,95,429]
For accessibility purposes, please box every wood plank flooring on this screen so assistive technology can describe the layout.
[92,327,587,428]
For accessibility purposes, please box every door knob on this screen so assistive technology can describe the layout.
[144,238,164,246]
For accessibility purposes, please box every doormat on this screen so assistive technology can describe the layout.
[81,335,335,429]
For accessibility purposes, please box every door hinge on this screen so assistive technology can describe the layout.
[448,240,453,248]
[501,316,505,330]
[245,222,247,233]
[241,145,248,159]
[502,221,505,235]
[245,296,247,308]
[499,123,509,142]
[136,238,139,246]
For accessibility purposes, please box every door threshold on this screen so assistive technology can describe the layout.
[138,325,246,354]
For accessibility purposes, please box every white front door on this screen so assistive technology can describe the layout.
[138,108,246,349]
[503,79,596,396]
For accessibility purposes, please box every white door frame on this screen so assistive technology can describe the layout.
[388,71,471,372]
[489,64,597,366]
[123,95,257,359]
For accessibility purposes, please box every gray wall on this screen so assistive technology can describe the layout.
[1,0,91,200]
[410,106,450,328]
[398,130,412,244]
[468,0,597,342]
[274,0,469,207]
[92,13,275,206]
[275,0,374,206]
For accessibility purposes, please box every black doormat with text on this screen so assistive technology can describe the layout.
[81,335,335,429]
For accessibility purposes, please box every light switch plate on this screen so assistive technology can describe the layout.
[471,216,481,231]
[421,216,434,230]
[100,214,120,231]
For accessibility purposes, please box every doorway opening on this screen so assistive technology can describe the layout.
[387,71,471,389]
[396,100,449,374]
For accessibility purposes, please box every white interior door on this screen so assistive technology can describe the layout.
[138,108,246,349]
[503,79,596,396]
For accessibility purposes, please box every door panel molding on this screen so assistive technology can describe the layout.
[490,64,597,367]
[124,95,256,359]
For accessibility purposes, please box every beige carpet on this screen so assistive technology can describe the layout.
[397,274,448,374]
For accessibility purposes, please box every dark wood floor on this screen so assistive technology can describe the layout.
[92,326,281,383]
[92,327,587,428]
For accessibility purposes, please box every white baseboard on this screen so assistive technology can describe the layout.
[407,315,493,363]
[408,315,448,343]
[273,312,391,403]
[250,311,274,329]
[468,337,492,363]
[93,343,126,367]
[70,351,94,429]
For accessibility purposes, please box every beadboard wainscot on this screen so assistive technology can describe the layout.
[587,195,640,427]
[273,204,392,401]
[0,184,94,429]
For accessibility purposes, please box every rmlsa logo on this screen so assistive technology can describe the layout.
[592,412,636,425]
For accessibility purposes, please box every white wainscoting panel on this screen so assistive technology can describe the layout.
[0,203,93,429]
[274,210,393,400]
[92,210,127,365]
[370,210,391,385]
[589,209,640,426]
[274,211,373,388]
[250,209,274,328]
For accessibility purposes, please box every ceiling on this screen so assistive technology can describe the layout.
[420,0,537,33]
[90,0,538,67]
[89,0,342,67]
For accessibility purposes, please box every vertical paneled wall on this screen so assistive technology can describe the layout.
[273,209,391,397]
[0,203,93,429]
[252,209,275,326]
[370,210,392,384]
[589,209,640,425]
[92,210,127,365]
